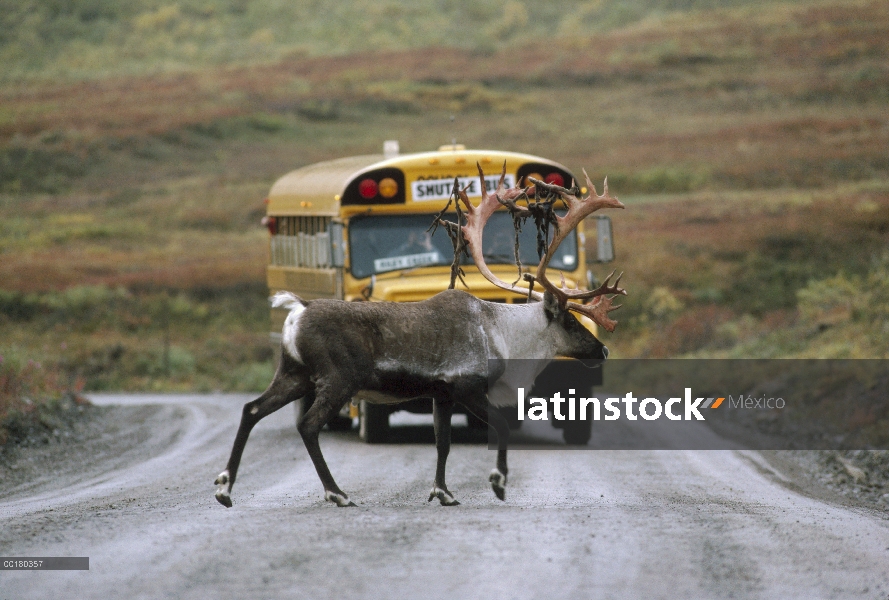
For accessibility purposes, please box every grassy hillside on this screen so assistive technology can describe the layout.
[0,0,887,413]
[611,184,889,359]
[3,0,887,190]
[1,0,832,81]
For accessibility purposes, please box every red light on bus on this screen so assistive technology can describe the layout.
[358,178,378,199]
[544,172,565,187]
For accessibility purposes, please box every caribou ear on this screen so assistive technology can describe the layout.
[542,290,561,321]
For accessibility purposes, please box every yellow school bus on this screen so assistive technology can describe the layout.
[263,142,616,443]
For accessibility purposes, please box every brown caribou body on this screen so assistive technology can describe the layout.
[215,165,626,507]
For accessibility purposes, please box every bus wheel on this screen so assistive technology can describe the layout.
[563,418,591,445]
[562,389,593,445]
[500,406,523,430]
[466,411,488,430]
[562,387,593,446]
[359,400,389,443]
[327,414,354,431]
[297,396,352,431]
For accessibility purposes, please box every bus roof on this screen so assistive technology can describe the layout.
[266,149,572,216]
[268,154,383,216]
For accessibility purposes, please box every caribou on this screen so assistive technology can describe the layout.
[214,165,626,508]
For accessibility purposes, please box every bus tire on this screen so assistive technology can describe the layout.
[498,406,523,430]
[327,414,354,431]
[359,400,389,443]
[466,411,488,430]
[297,396,352,431]
[562,419,592,445]
[562,387,594,445]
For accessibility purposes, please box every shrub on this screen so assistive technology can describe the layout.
[0,144,89,193]
[797,254,889,346]
[226,361,275,392]
[0,349,84,445]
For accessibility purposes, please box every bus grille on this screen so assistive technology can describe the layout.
[271,217,332,268]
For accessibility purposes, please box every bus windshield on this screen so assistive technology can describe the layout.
[348,212,579,279]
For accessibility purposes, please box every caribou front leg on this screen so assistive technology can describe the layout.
[429,397,459,506]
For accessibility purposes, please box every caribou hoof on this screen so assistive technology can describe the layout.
[428,486,460,506]
[325,490,357,507]
[214,471,232,508]
[489,469,507,501]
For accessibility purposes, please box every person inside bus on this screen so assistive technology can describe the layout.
[388,230,436,258]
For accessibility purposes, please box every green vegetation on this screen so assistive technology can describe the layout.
[0,0,887,427]
[1,0,831,81]
[735,253,889,358]
[0,284,274,391]
[0,348,86,445]
[609,181,889,359]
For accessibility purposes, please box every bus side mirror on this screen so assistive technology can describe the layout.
[329,222,345,268]
[594,216,615,263]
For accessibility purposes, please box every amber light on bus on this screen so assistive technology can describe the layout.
[524,172,543,186]
[378,177,398,198]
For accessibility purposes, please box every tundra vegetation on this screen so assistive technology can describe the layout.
[1,0,888,448]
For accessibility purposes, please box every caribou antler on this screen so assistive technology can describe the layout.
[523,171,627,331]
[454,162,537,298]
[435,162,628,332]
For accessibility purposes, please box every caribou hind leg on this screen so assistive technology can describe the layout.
[215,372,308,507]
[297,383,357,507]
[428,397,460,506]
[460,395,510,501]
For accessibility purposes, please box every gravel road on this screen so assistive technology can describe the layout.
[1,393,888,599]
